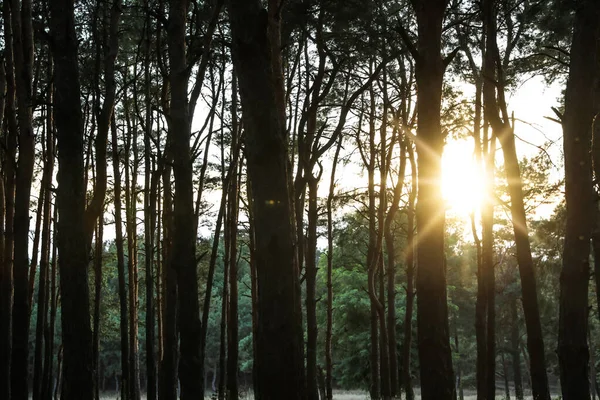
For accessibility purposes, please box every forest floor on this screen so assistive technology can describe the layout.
[97,389,560,400]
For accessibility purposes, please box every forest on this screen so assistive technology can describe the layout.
[0,0,597,399]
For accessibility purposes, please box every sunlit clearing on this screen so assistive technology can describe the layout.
[442,140,485,215]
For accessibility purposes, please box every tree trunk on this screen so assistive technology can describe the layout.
[589,323,598,400]
[454,322,464,400]
[33,101,54,400]
[306,175,320,400]
[478,1,551,399]
[558,1,600,399]
[226,74,241,400]
[412,0,456,398]
[93,220,104,400]
[326,138,342,400]
[510,298,524,400]
[384,135,406,400]
[10,0,36,396]
[482,125,496,400]
[111,116,130,400]
[50,0,94,397]
[124,108,141,400]
[42,206,58,400]
[0,19,10,395]
[166,1,203,398]
[159,153,178,400]
[402,143,417,400]
[218,242,229,400]
[366,86,380,400]
[502,353,511,400]
[199,162,231,400]
[227,1,305,398]
[143,1,157,395]
[27,177,44,318]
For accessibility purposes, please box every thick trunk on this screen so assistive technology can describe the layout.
[0,23,10,396]
[412,1,455,398]
[228,1,305,398]
[166,2,203,398]
[558,1,600,399]
[50,1,94,398]
[10,0,35,396]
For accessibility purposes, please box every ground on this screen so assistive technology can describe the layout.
[97,389,561,400]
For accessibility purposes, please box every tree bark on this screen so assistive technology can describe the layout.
[33,102,55,400]
[558,1,600,399]
[326,138,343,400]
[227,1,305,398]
[50,0,94,397]
[412,0,456,398]
[93,219,104,400]
[402,142,416,400]
[480,1,551,399]
[226,79,241,400]
[0,8,14,392]
[10,0,36,396]
[143,1,157,395]
[166,1,203,398]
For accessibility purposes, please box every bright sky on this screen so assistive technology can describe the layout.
[89,74,564,247]
[442,76,563,231]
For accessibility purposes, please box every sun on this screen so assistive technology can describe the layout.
[442,139,486,216]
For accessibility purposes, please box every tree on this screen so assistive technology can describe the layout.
[558,1,600,399]
[166,0,204,398]
[227,0,305,398]
[408,0,457,397]
[49,0,94,398]
[480,1,552,398]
